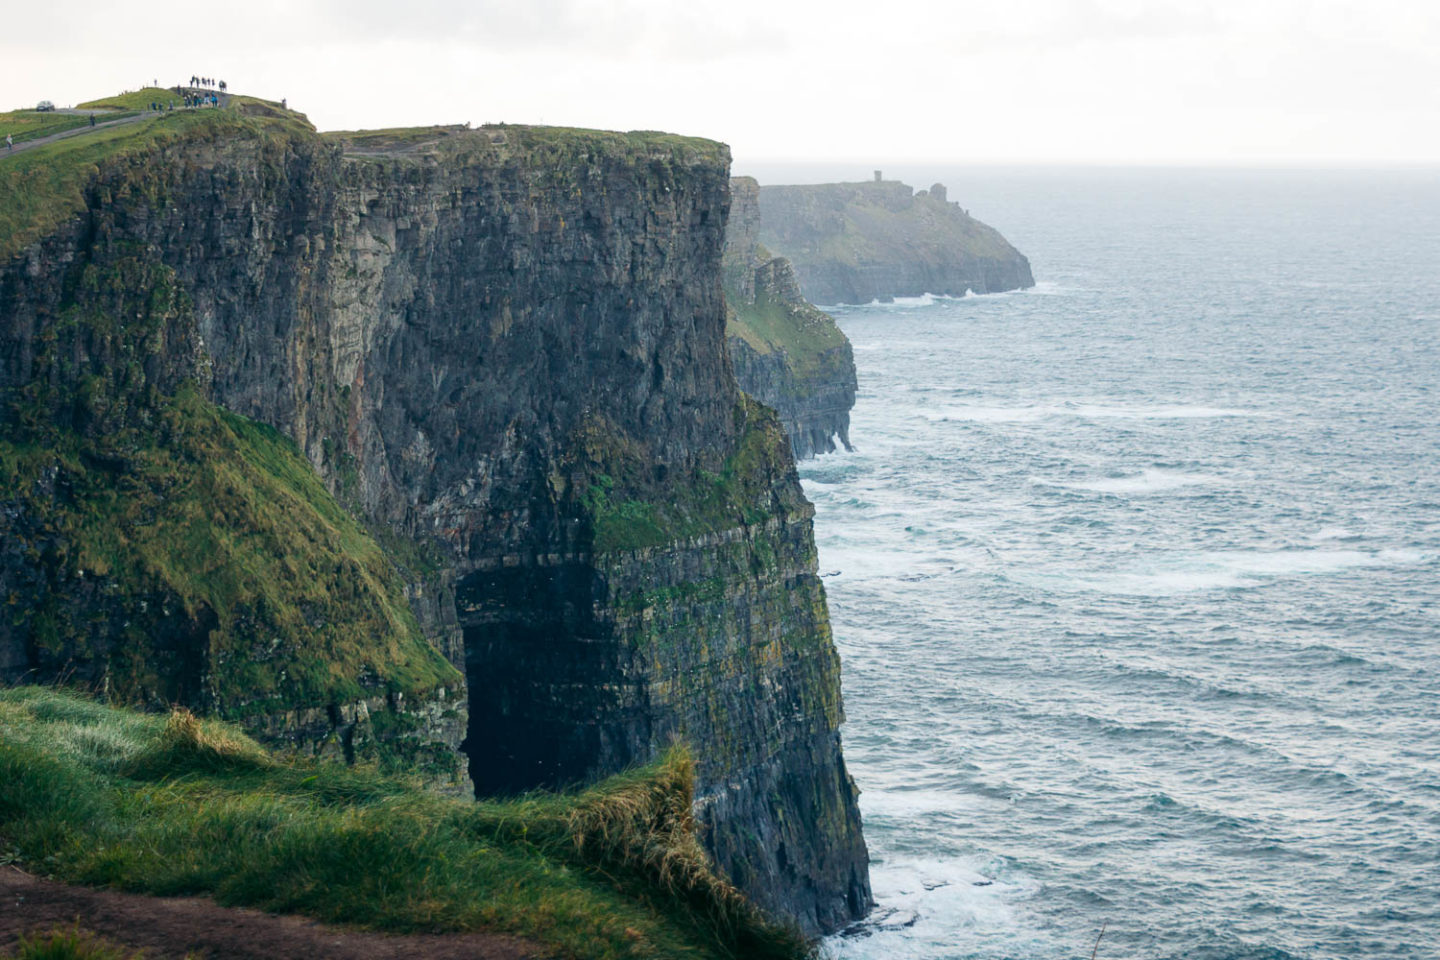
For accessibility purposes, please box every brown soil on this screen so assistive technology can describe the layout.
[0,866,549,959]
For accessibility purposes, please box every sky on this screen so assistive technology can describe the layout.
[3,0,1438,165]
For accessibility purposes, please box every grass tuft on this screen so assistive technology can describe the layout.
[4,926,142,960]
[120,708,270,778]
[0,688,812,960]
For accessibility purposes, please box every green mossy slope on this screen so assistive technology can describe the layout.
[0,385,460,718]
[0,688,809,960]
[1,244,458,727]
[725,272,849,387]
[572,398,803,554]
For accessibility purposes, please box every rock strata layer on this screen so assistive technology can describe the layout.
[758,178,1034,304]
[0,117,870,933]
[724,177,856,459]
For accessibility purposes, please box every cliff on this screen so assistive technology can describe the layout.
[758,177,1034,304]
[723,177,856,459]
[0,105,869,934]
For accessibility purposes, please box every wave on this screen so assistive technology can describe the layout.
[1311,526,1365,542]
[1070,402,1258,419]
[843,292,957,309]
[924,401,1261,423]
[825,285,1064,310]
[1039,468,1222,495]
[829,854,1042,959]
[1025,548,1427,597]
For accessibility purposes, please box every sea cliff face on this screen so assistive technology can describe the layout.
[0,116,869,933]
[724,177,856,459]
[758,178,1034,304]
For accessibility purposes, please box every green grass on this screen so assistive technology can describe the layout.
[2,927,146,960]
[75,88,179,112]
[323,125,470,150]
[491,124,727,161]
[0,688,810,960]
[324,122,729,169]
[0,112,98,145]
[725,290,848,380]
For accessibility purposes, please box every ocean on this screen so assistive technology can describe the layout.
[741,165,1440,960]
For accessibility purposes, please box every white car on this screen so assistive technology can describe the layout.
[36,100,54,112]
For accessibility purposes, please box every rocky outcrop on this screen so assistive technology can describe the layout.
[724,177,856,459]
[0,118,869,934]
[758,177,1034,304]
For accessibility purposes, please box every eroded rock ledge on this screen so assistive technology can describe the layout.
[724,177,857,459]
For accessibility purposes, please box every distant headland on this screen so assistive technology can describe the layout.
[757,173,1034,304]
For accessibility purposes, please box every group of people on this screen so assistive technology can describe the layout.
[176,91,221,109]
[189,76,226,91]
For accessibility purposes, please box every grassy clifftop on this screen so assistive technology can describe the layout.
[0,688,809,960]
[1,86,727,266]
[0,95,314,262]
[326,121,726,160]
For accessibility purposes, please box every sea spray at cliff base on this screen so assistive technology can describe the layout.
[803,166,1440,960]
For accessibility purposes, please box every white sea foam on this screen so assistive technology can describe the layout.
[826,284,1066,312]
[828,854,1039,960]
[842,292,953,309]
[923,405,1051,423]
[861,788,1004,819]
[813,544,933,582]
[924,402,1260,424]
[1035,548,1427,597]
[1041,469,1222,495]
[960,283,1068,299]
[1070,403,1257,419]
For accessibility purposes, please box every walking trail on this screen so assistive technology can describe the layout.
[2,91,232,159]
[0,866,547,959]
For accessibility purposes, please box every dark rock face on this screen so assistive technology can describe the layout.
[0,123,869,934]
[724,178,857,459]
[758,178,1034,304]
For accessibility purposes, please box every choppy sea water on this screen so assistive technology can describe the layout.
[787,169,1440,960]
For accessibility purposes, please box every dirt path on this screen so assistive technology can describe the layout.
[2,112,153,157]
[3,91,233,159]
[0,867,548,959]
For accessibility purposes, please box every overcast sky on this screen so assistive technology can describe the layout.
[4,0,1437,165]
